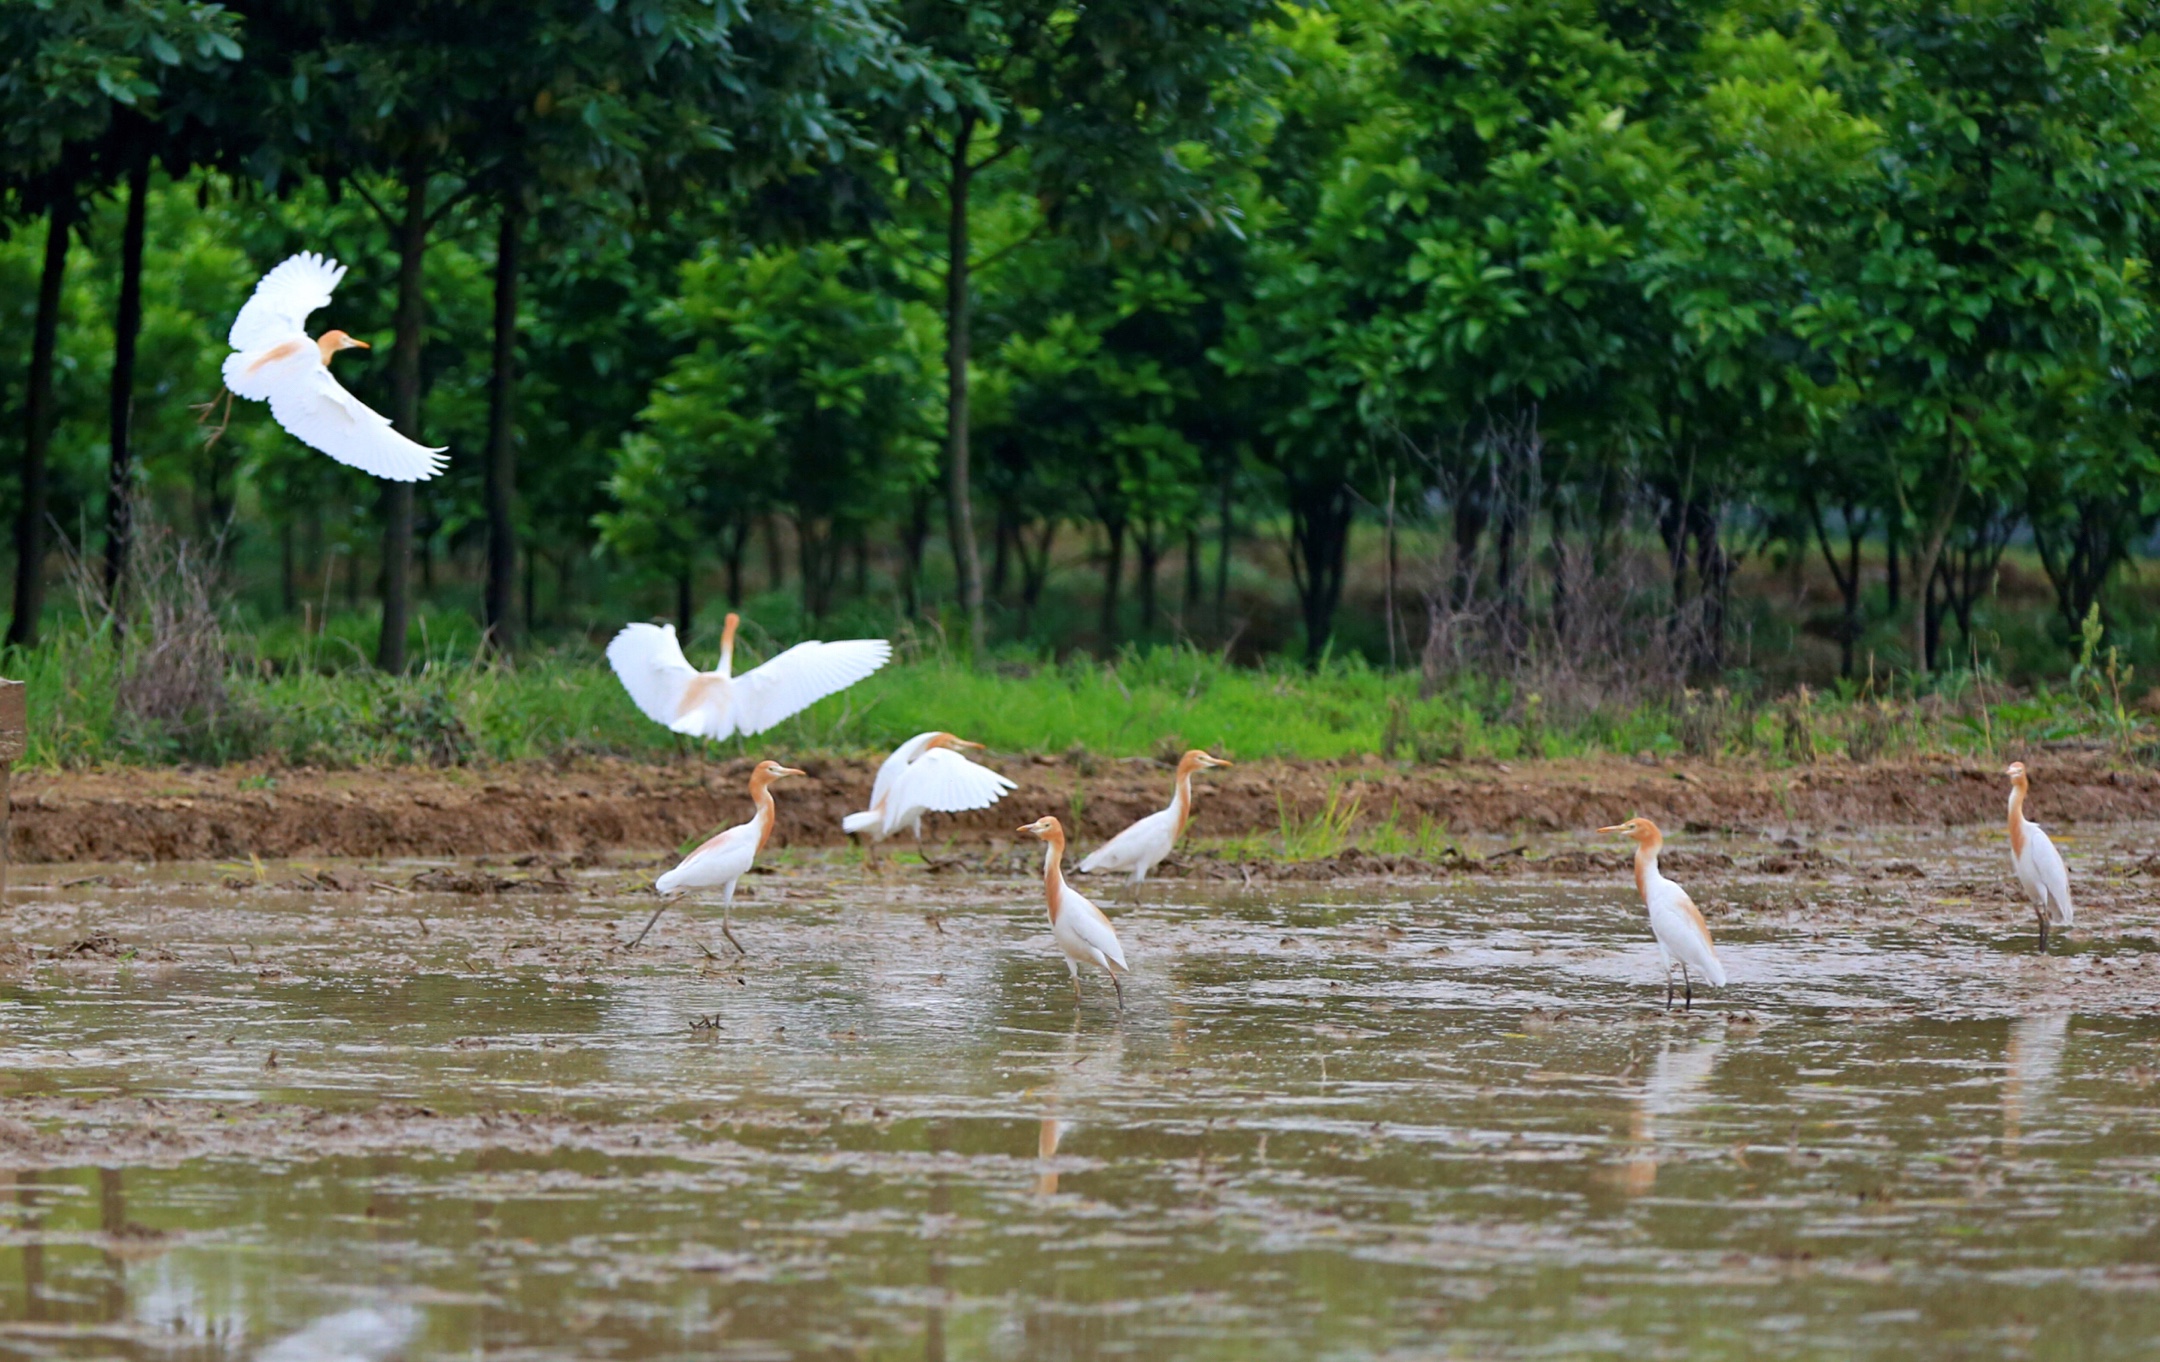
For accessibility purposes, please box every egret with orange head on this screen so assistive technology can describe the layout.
[631,759,805,954]
[2004,761,2073,951]
[1018,816,1129,1008]
[607,611,890,741]
[220,253,447,480]
[1599,816,1727,1010]
[843,732,1017,847]
[1079,749,1233,892]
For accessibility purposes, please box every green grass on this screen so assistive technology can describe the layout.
[4,606,2151,772]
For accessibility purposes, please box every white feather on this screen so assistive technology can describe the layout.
[606,623,699,728]
[223,252,447,481]
[2014,820,2075,927]
[846,734,1014,840]
[657,821,759,896]
[1054,882,1128,974]
[229,251,344,351]
[731,638,892,735]
[1644,873,1727,988]
[265,365,447,481]
[1079,806,1177,879]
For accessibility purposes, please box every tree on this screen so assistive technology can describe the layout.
[885,0,1271,648]
[0,0,238,644]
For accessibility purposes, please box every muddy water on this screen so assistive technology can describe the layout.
[0,831,2157,1360]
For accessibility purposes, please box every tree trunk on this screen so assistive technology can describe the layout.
[723,518,746,607]
[943,114,985,649]
[8,199,69,648]
[991,503,1013,600]
[676,565,694,634]
[761,513,784,592]
[1135,520,1160,635]
[1214,463,1232,628]
[1287,475,1353,665]
[1099,517,1126,640]
[1901,448,1966,677]
[1885,513,1901,613]
[105,151,150,605]
[1021,520,1054,636]
[1183,524,1202,615]
[376,154,430,672]
[483,195,524,650]
[901,491,930,617]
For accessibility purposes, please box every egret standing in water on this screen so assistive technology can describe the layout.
[2004,761,2074,951]
[1018,816,1129,1008]
[220,253,448,480]
[1078,749,1232,893]
[633,760,805,954]
[607,611,889,741]
[843,731,1017,851]
[1599,817,1727,1010]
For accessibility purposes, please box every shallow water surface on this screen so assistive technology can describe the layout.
[0,839,2157,1359]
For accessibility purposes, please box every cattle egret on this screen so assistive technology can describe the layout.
[1018,815,1129,1008]
[1599,817,1728,1010]
[2004,761,2074,951]
[221,253,447,481]
[843,731,1016,849]
[632,759,805,953]
[1078,749,1232,891]
[608,611,890,741]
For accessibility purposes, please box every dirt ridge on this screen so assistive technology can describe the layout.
[8,752,2154,865]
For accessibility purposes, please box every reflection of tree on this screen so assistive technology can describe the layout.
[1608,1039,1724,1197]
[2002,1013,2071,1156]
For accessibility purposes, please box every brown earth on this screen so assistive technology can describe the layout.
[6,749,2156,865]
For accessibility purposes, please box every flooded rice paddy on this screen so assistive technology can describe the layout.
[0,823,2157,1359]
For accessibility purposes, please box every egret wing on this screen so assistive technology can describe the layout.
[869,733,941,818]
[230,252,346,351]
[730,638,892,735]
[2029,825,2075,924]
[1064,894,1129,972]
[1078,809,1170,873]
[266,366,447,481]
[891,746,1016,816]
[607,623,702,728]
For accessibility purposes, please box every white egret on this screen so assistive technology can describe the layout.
[1599,817,1728,1010]
[1018,815,1129,1008]
[2004,761,2074,951]
[1078,749,1232,889]
[842,731,1016,848]
[220,253,446,481]
[632,759,805,953]
[607,611,890,741]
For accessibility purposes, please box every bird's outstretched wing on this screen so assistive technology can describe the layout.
[266,366,447,481]
[891,746,1016,818]
[731,638,892,735]
[230,252,346,352]
[608,623,703,728]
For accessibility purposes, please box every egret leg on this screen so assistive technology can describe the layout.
[721,883,747,956]
[627,900,671,950]
[1067,958,1082,1001]
[1665,968,1675,1011]
[1111,973,1125,1011]
[1683,964,1693,1012]
[2037,909,2050,953]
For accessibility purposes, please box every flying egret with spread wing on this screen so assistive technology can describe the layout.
[608,611,890,741]
[1599,816,1728,1010]
[220,253,447,481]
[843,731,1016,848]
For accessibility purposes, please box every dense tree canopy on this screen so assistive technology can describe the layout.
[6,0,2160,689]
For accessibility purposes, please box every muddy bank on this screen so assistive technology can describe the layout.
[8,750,2156,864]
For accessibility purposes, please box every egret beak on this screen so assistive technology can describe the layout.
[1597,823,1628,834]
[1210,757,1234,767]
[956,739,987,750]
[345,336,371,350]
[773,766,807,778]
